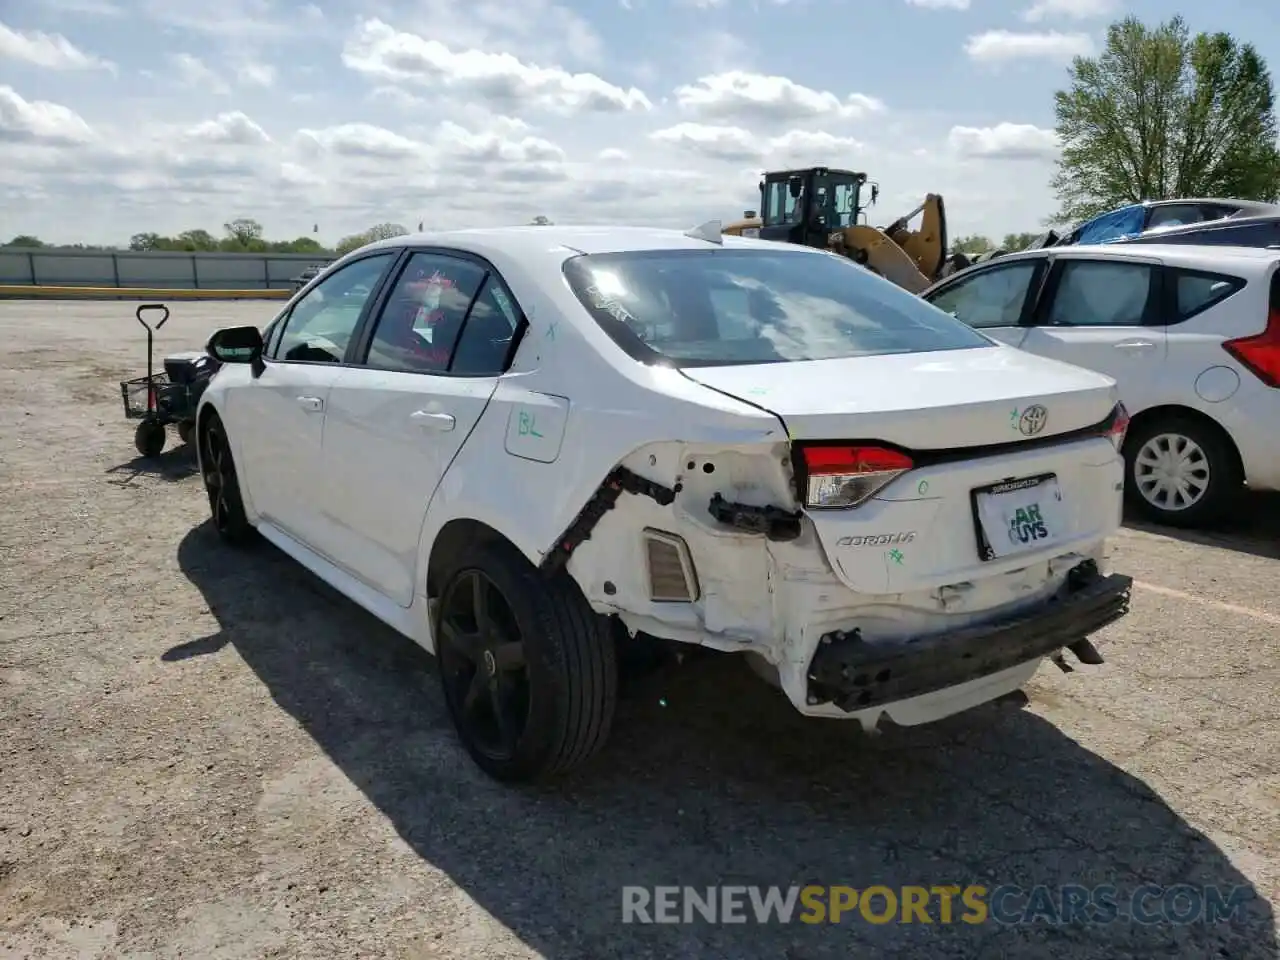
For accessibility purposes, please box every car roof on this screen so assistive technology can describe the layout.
[1142,197,1279,211]
[991,243,1280,265]
[356,224,808,261]
[1134,212,1280,235]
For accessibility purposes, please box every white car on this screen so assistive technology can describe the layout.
[196,224,1133,782]
[921,243,1280,527]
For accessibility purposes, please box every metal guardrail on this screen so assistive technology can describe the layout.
[0,248,332,297]
[0,285,292,300]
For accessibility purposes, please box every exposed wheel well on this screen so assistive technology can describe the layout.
[426,519,510,601]
[1124,404,1243,474]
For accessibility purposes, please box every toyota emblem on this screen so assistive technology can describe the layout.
[1018,404,1048,436]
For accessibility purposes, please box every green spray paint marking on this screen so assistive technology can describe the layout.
[917,479,929,495]
[1010,407,1020,430]
[888,549,904,565]
[517,410,543,438]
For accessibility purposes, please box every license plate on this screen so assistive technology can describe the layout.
[971,473,1063,561]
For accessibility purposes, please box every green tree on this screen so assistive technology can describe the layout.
[366,222,408,242]
[952,234,994,255]
[176,229,219,251]
[1052,15,1280,224]
[1001,232,1041,252]
[129,232,164,251]
[529,214,553,225]
[222,217,266,251]
[5,235,45,247]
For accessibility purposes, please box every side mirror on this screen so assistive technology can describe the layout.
[207,325,264,365]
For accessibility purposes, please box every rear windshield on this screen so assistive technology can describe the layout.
[561,248,993,367]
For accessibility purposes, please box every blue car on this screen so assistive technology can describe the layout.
[1042,197,1280,248]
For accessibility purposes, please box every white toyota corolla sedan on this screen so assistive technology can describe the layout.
[197,223,1134,783]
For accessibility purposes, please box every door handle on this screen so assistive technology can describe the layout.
[1114,340,1156,350]
[410,410,456,431]
[296,395,324,412]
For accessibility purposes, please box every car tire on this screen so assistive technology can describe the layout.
[199,411,256,546]
[134,419,166,458]
[1123,414,1240,528]
[434,540,618,783]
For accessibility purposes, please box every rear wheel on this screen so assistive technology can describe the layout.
[1124,415,1240,528]
[200,412,255,545]
[434,540,617,782]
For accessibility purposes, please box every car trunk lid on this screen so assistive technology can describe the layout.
[682,346,1125,597]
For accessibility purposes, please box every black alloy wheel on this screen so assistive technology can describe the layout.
[201,414,254,545]
[436,568,531,765]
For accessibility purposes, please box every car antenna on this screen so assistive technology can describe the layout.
[684,219,724,245]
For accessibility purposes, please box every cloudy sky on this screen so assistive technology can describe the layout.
[0,0,1274,247]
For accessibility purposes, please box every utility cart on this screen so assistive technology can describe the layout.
[119,303,221,458]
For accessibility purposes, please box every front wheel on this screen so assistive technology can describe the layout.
[434,540,618,783]
[1124,415,1240,528]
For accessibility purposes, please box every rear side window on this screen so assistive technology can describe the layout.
[561,248,992,368]
[1170,268,1245,322]
[1046,260,1154,327]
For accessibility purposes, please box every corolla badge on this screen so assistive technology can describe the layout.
[1018,404,1048,436]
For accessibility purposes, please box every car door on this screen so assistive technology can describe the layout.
[318,250,525,605]
[923,257,1047,348]
[228,250,399,547]
[1017,256,1167,410]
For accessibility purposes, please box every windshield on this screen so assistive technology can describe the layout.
[562,248,993,368]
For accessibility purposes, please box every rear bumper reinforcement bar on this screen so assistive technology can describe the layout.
[806,562,1132,713]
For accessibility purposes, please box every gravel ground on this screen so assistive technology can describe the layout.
[0,301,1277,960]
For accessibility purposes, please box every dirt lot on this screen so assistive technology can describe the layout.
[0,300,1277,960]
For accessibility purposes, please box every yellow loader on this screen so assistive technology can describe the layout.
[722,167,965,293]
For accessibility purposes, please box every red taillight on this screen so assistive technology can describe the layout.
[1223,307,1280,387]
[798,444,913,509]
[1105,402,1129,451]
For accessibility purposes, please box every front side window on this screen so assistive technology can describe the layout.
[272,253,396,363]
[562,248,993,368]
[927,261,1040,329]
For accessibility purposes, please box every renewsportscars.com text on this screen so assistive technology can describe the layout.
[621,884,1254,926]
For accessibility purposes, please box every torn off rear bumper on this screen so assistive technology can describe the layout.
[806,562,1132,713]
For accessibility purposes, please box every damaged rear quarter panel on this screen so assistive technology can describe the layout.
[411,281,791,620]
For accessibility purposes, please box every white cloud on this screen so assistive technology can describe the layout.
[0,21,115,71]
[0,2,1075,249]
[1022,0,1117,21]
[184,112,272,146]
[0,86,95,145]
[237,63,275,87]
[341,19,651,115]
[167,53,231,95]
[650,123,863,166]
[905,0,970,8]
[949,122,1060,160]
[964,30,1095,63]
[675,71,885,125]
